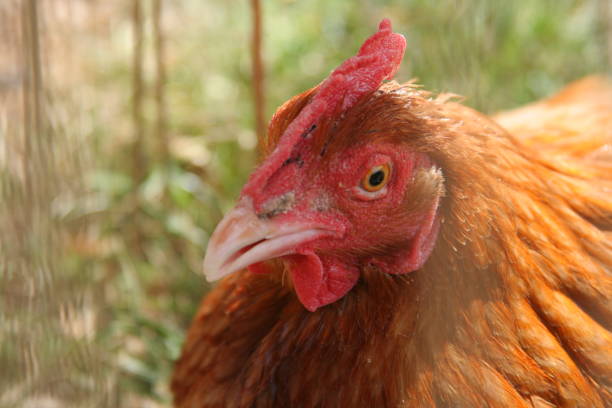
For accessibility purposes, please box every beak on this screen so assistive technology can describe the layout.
[203,200,336,282]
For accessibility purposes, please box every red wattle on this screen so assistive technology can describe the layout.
[287,252,360,312]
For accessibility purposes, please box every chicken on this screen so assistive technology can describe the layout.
[171,19,612,407]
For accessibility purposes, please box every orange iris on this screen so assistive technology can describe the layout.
[361,163,391,192]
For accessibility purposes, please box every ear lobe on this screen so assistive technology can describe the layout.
[371,195,441,274]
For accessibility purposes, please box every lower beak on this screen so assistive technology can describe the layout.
[203,200,335,282]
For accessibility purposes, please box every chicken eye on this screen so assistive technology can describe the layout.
[361,163,391,192]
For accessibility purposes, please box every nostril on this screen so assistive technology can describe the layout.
[258,192,296,219]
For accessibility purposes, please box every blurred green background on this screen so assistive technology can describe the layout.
[1,0,610,406]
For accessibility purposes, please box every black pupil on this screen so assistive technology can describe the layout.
[369,170,385,186]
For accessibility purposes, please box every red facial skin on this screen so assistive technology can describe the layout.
[242,141,440,311]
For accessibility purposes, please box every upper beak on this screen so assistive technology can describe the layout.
[203,200,336,282]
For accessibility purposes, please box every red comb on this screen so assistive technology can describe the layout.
[278,19,405,151]
[243,19,405,196]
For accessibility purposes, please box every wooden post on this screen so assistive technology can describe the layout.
[21,0,44,196]
[153,0,169,163]
[250,0,265,144]
[131,0,146,183]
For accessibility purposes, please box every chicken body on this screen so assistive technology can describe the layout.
[172,24,612,408]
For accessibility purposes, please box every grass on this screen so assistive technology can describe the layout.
[0,0,609,406]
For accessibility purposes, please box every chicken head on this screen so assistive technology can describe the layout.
[203,20,442,311]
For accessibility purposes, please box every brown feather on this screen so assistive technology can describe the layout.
[172,78,612,407]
